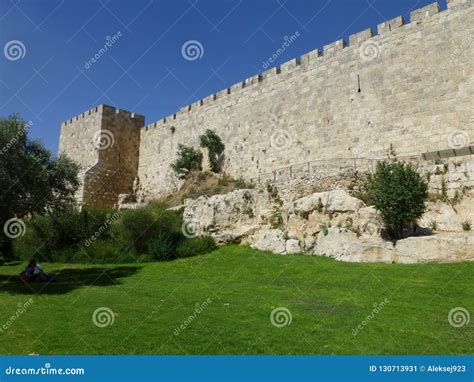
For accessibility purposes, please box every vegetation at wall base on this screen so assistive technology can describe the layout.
[12,202,216,264]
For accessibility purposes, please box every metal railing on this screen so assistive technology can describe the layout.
[250,157,378,184]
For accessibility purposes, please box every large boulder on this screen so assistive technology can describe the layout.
[183,189,272,243]
[285,239,302,254]
[419,202,463,232]
[249,228,286,254]
[285,189,364,216]
[313,227,395,263]
[394,233,474,263]
[284,190,382,251]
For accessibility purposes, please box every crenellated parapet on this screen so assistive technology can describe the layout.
[140,1,470,135]
[60,0,474,203]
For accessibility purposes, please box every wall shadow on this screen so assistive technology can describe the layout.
[0,265,141,295]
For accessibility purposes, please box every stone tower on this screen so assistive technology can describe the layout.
[58,104,144,208]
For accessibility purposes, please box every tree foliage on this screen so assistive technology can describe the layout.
[199,129,225,173]
[170,144,203,179]
[0,114,80,255]
[364,160,428,239]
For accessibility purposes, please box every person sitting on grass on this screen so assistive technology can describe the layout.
[20,259,53,282]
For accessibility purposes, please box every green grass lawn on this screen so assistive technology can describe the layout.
[0,245,472,355]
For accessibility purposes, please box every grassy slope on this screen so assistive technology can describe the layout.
[0,245,472,355]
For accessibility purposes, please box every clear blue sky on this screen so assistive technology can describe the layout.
[0,0,445,153]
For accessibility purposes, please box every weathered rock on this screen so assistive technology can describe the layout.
[313,227,394,263]
[183,189,272,243]
[250,229,286,254]
[394,233,474,264]
[284,190,381,251]
[419,202,463,232]
[355,206,384,237]
[285,239,302,254]
[286,189,364,217]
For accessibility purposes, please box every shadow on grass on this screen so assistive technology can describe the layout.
[0,266,141,295]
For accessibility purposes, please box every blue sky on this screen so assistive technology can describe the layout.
[0,0,445,153]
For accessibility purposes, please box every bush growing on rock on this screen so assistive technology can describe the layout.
[364,160,428,239]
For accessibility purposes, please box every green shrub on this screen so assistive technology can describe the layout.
[175,236,216,259]
[13,207,117,261]
[148,234,176,261]
[171,144,203,179]
[112,202,182,254]
[52,240,138,264]
[462,220,472,231]
[199,129,225,173]
[364,160,428,239]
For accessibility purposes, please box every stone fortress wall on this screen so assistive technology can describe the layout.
[59,105,144,207]
[59,0,474,207]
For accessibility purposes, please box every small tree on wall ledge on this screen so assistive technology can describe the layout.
[364,160,428,240]
[199,129,225,173]
[171,144,203,179]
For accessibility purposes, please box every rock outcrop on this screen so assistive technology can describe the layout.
[183,186,474,263]
[183,189,272,244]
